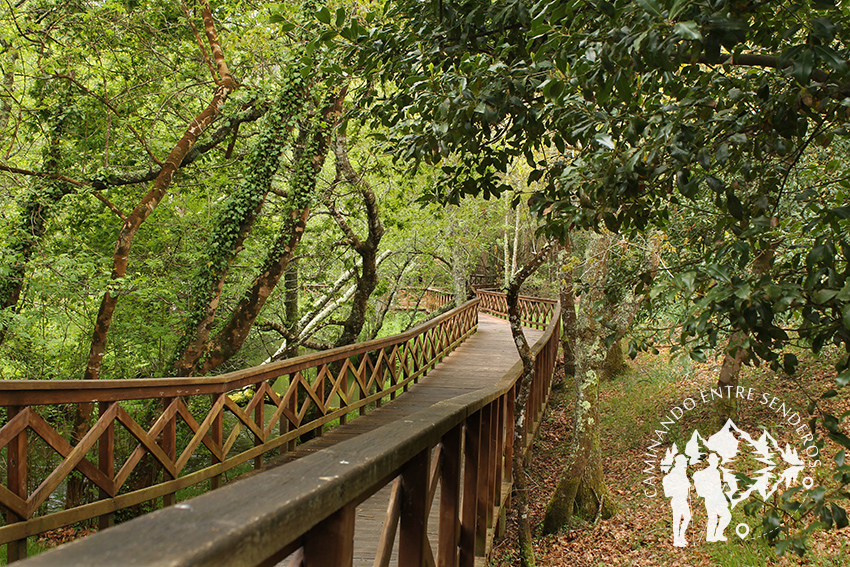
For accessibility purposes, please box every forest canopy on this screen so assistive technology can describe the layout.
[1,0,849,560]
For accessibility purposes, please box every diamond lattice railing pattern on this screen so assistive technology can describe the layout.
[0,298,479,547]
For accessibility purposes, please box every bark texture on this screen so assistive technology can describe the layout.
[69,2,235,505]
[195,90,344,375]
[329,124,384,348]
[543,232,618,532]
[506,242,554,567]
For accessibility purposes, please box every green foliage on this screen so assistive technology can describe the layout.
[324,0,850,554]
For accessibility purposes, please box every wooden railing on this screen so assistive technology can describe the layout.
[0,299,480,561]
[475,289,558,330]
[395,288,455,313]
[15,292,560,567]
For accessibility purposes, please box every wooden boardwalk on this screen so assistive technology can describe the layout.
[255,313,543,566]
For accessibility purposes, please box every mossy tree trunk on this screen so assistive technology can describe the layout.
[544,231,661,532]
[171,77,304,375]
[543,232,617,533]
[506,241,554,567]
[194,90,345,375]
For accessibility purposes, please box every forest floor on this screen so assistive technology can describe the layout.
[490,347,850,567]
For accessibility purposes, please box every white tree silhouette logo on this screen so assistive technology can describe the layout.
[660,419,806,547]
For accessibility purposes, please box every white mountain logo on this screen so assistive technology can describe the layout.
[660,419,805,547]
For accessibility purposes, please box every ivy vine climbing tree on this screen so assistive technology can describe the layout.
[171,71,306,376]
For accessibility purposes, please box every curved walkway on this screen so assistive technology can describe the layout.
[244,313,543,566]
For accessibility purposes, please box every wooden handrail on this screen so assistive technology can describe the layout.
[475,289,557,329]
[14,292,561,567]
[0,299,480,558]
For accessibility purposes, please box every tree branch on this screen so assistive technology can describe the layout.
[181,0,218,84]
[256,321,332,352]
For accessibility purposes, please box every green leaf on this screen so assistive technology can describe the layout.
[831,504,849,529]
[316,7,331,24]
[727,193,743,220]
[838,369,850,388]
[829,432,850,451]
[792,49,815,83]
[595,132,615,149]
[635,0,662,17]
[814,45,848,75]
[673,21,702,41]
[813,289,838,304]
[335,7,346,27]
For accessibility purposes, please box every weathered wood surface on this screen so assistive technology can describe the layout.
[0,300,480,551]
[14,312,549,567]
[248,314,542,566]
[255,314,542,471]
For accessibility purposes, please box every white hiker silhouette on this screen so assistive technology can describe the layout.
[662,453,691,547]
[693,453,732,542]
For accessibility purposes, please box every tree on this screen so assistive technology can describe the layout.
[338,0,850,552]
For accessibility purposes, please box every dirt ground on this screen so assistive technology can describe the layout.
[490,351,850,567]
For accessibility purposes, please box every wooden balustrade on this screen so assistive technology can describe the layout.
[474,289,558,330]
[0,299,480,560]
[14,292,560,567]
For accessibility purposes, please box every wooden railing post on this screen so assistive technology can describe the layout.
[211,400,223,490]
[303,502,356,567]
[254,391,265,470]
[488,400,501,526]
[161,397,176,508]
[439,426,462,567]
[399,448,430,567]
[287,375,298,451]
[459,412,480,567]
[5,406,27,562]
[98,401,115,530]
[475,404,493,556]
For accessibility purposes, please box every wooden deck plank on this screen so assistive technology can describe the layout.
[249,313,541,566]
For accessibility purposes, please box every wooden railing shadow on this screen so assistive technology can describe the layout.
[0,300,479,561]
[12,291,560,567]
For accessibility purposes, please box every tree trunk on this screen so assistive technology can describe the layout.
[0,39,16,135]
[171,78,303,375]
[559,239,578,377]
[68,2,235,506]
[330,123,384,348]
[543,232,617,533]
[503,192,510,288]
[195,91,344,375]
[601,339,626,380]
[716,332,747,423]
[506,242,554,567]
[511,202,520,276]
[715,245,773,422]
[0,79,72,345]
